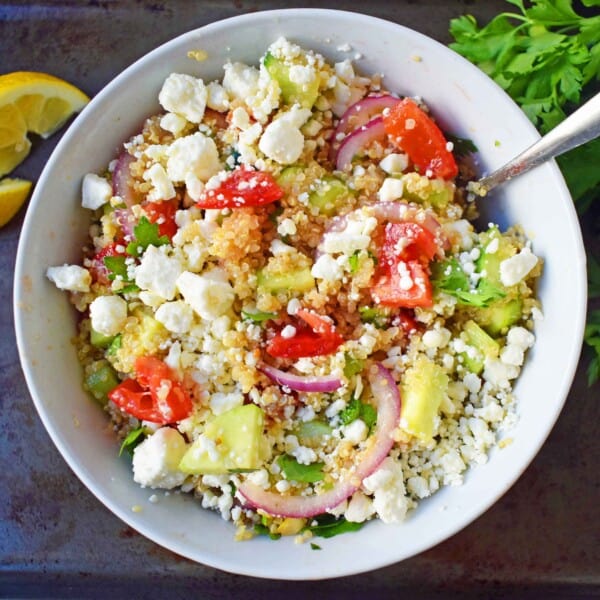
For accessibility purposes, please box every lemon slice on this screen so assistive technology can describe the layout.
[0,178,32,227]
[0,71,89,177]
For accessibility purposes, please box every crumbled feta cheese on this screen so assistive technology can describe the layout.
[82,173,112,210]
[281,325,297,339]
[311,254,344,282]
[135,245,183,301]
[345,491,374,523]
[291,445,317,465]
[378,177,405,202]
[507,326,535,349]
[89,295,127,337]
[160,112,187,135]
[176,270,234,320]
[342,419,368,444]
[277,218,297,236]
[159,73,207,123]
[166,132,221,183]
[259,118,305,165]
[321,212,378,255]
[422,328,451,349]
[379,153,408,175]
[483,357,519,390]
[206,81,230,112]
[499,247,539,287]
[46,264,91,293]
[154,300,194,334]
[362,457,408,523]
[287,298,301,315]
[209,390,244,415]
[132,427,189,489]
[143,163,176,202]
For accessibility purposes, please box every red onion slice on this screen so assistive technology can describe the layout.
[113,208,135,239]
[335,117,387,172]
[112,152,136,209]
[259,363,342,393]
[238,363,401,518]
[330,95,400,160]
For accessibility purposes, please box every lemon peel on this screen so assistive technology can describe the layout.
[0,178,32,227]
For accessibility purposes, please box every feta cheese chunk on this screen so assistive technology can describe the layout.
[132,427,189,489]
[321,212,378,255]
[82,173,112,210]
[160,112,187,136]
[259,118,305,165]
[378,177,404,202]
[135,245,183,301]
[345,491,375,523]
[362,457,409,523]
[311,254,344,282]
[143,163,176,202]
[176,270,234,320]
[158,73,207,123]
[166,132,221,183]
[379,153,409,175]
[206,81,230,112]
[89,295,127,337]
[46,264,91,293]
[155,300,194,334]
[500,247,539,287]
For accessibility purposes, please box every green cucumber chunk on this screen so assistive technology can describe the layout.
[90,327,115,349]
[85,359,120,405]
[477,226,517,287]
[475,297,523,336]
[257,265,315,293]
[294,420,333,447]
[309,177,352,216]
[263,52,319,108]
[179,404,266,475]
[461,319,500,374]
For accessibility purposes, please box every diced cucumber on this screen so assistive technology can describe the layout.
[461,319,500,374]
[276,165,305,191]
[90,327,115,349]
[257,265,315,294]
[308,177,352,216]
[263,52,319,109]
[179,404,265,475]
[401,173,454,208]
[358,306,390,328]
[294,420,332,447]
[85,359,120,405]
[400,355,448,440]
[475,297,523,336]
[477,226,517,286]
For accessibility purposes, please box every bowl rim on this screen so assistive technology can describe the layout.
[13,8,587,580]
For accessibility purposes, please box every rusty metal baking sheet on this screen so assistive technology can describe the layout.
[1,1,599,597]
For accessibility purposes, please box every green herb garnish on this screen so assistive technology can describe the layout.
[358,306,390,328]
[241,310,278,323]
[307,514,364,539]
[445,133,478,157]
[310,543,322,550]
[348,250,360,273]
[254,523,281,540]
[431,258,506,307]
[277,455,325,483]
[126,216,169,257]
[119,427,146,457]
[339,397,377,432]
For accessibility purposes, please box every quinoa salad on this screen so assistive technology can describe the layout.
[47,38,542,542]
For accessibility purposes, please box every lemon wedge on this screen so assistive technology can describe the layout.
[0,178,32,227]
[0,71,89,177]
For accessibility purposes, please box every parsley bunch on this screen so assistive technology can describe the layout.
[449,0,600,384]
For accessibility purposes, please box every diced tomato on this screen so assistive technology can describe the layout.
[108,356,193,424]
[266,309,344,359]
[143,198,179,240]
[90,242,126,286]
[372,259,433,308]
[383,98,458,180]
[196,166,283,209]
[380,222,438,266]
[396,309,420,336]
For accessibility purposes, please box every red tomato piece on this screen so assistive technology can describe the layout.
[396,309,420,336]
[196,166,283,209]
[380,222,438,267]
[90,242,126,286]
[266,310,344,359]
[143,198,179,240]
[108,356,193,424]
[383,98,458,180]
[372,259,433,308]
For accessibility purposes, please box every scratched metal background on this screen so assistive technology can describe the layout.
[1,1,599,598]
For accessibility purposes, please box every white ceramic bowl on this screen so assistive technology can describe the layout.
[14,9,586,579]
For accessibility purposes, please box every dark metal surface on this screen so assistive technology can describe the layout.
[1,1,598,597]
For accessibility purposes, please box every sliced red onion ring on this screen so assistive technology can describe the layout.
[330,95,400,160]
[335,117,387,172]
[112,152,136,209]
[259,363,342,393]
[238,363,401,518]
